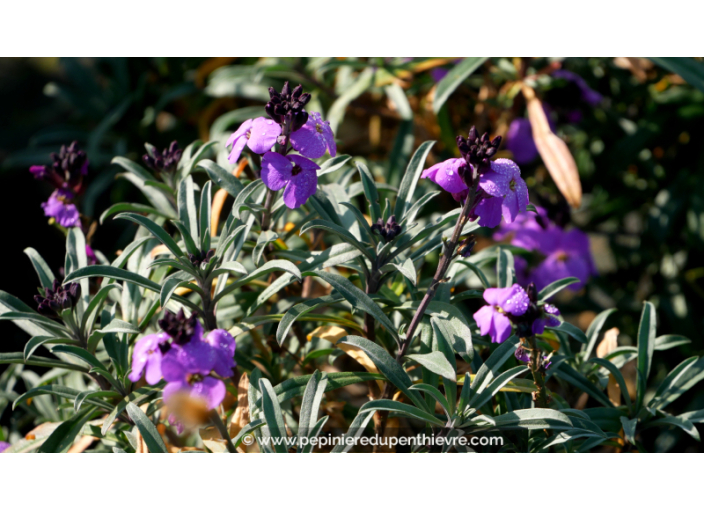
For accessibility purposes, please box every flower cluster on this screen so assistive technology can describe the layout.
[129,310,236,411]
[226,82,336,209]
[494,206,596,291]
[34,279,81,318]
[29,141,88,228]
[143,141,183,175]
[421,127,528,228]
[473,282,561,344]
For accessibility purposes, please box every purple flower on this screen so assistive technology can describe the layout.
[494,207,558,252]
[473,284,530,344]
[479,159,529,224]
[420,158,468,195]
[129,332,170,385]
[41,189,80,227]
[514,346,531,363]
[552,70,602,106]
[290,112,336,159]
[227,117,281,164]
[261,152,319,209]
[532,303,561,335]
[531,229,596,292]
[205,329,237,378]
[473,196,504,228]
[0,441,10,453]
[430,68,449,83]
[161,341,226,410]
[506,119,538,165]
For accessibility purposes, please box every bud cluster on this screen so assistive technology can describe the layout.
[143,141,183,175]
[265,82,311,135]
[371,215,402,243]
[158,309,198,346]
[30,141,88,194]
[189,248,216,267]
[456,127,502,187]
[34,279,81,317]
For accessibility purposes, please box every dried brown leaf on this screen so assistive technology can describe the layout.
[523,85,582,208]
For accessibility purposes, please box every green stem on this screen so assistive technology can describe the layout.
[210,410,237,453]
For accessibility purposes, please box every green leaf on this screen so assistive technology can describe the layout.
[588,358,633,413]
[214,259,301,304]
[581,308,617,359]
[636,301,656,411]
[24,335,75,361]
[276,294,343,346]
[620,416,638,444]
[654,334,691,351]
[231,419,266,449]
[171,219,200,256]
[100,203,170,224]
[24,248,55,289]
[382,259,417,287]
[253,231,279,266]
[160,278,188,308]
[305,271,398,341]
[394,140,435,220]
[470,408,576,432]
[552,363,614,408]
[538,277,580,301]
[649,57,704,94]
[299,219,374,261]
[359,399,444,426]
[330,408,375,453]
[199,159,244,198]
[298,370,328,450]
[470,366,529,411]
[409,383,451,418]
[547,321,587,344]
[115,213,184,258]
[648,415,701,441]
[199,180,213,248]
[317,155,352,176]
[81,283,121,335]
[496,247,514,288]
[649,357,704,410]
[338,335,426,410]
[258,378,289,453]
[471,336,520,395]
[433,57,488,113]
[0,352,88,372]
[38,406,96,453]
[74,390,120,412]
[406,351,456,381]
[355,162,382,222]
[126,402,168,453]
[65,266,160,294]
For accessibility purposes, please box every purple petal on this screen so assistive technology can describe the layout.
[479,169,511,197]
[247,117,281,154]
[283,166,318,209]
[29,165,47,179]
[532,317,548,335]
[205,329,236,357]
[227,135,248,164]
[129,333,168,383]
[544,304,560,315]
[500,284,530,316]
[191,377,226,410]
[145,353,163,385]
[160,347,188,383]
[261,152,293,191]
[491,313,512,343]
[474,196,503,228]
[0,441,10,453]
[421,158,467,194]
[42,191,80,228]
[290,112,330,158]
[473,305,497,336]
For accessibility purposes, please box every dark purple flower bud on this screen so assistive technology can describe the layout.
[526,282,538,304]
[158,309,198,346]
[34,279,80,317]
[143,141,182,175]
[265,82,310,130]
[457,235,476,258]
[29,165,47,179]
[456,126,502,176]
[371,216,403,243]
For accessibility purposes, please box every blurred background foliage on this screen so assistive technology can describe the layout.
[1,57,703,450]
